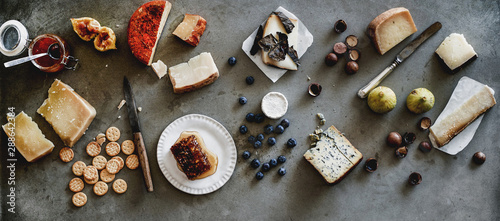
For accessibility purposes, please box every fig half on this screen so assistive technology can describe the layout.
[70,17,101,41]
[94,27,117,52]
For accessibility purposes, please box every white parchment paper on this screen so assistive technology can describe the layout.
[431,76,495,155]
[242,6,314,83]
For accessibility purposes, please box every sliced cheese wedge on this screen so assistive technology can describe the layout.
[435,33,477,73]
[37,79,96,147]
[2,112,54,162]
[168,52,219,94]
[173,14,207,46]
[152,59,168,79]
[262,14,298,70]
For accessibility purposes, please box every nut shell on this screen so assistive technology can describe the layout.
[408,172,422,185]
[345,35,358,48]
[402,132,416,146]
[347,49,361,61]
[364,158,378,172]
[395,146,408,158]
[308,83,322,97]
[334,20,347,33]
[333,42,347,55]
[418,117,432,131]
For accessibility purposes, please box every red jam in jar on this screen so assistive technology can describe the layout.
[32,36,61,68]
[28,34,76,72]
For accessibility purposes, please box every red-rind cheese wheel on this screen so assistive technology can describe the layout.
[127,0,172,66]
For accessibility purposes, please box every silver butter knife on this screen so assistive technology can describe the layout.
[357,22,442,98]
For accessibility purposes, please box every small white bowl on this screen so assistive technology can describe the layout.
[261,92,288,119]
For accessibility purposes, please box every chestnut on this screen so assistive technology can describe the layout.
[418,141,432,153]
[345,35,358,48]
[308,83,322,97]
[347,49,361,61]
[387,132,402,147]
[345,61,359,74]
[325,53,338,66]
[395,146,408,158]
[402,132,416,146]
[408,172,422,185]
[418,117,432,131]
[472,152,486,165]
[333,42,347,55]
[364,158,378,172]
[334,20,347,33]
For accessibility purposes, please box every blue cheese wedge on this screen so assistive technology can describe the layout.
[304,125,363,184]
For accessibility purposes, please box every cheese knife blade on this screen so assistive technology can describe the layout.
[357,22,442,99]
[123,76,154,192]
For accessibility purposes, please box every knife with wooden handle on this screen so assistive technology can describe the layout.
[123,76,154,192]
[357,22,442,99]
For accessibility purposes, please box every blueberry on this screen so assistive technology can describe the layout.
[267,137,276,146]
[255,114,265,123]
[239,125,248,134]
[262,163,271,172]
[228,56,237,65]
[246,113,255,122]
[287,138,297,148]
[239,97,247,105]
[256,134,264,141]
[253,140,262,148]
[277,155,286,163]
[269,158,278,167]
[242,151,251,159]
[264,124,274,134]
[250,159,261,168]
[280,119,290,128]
[246,76,254,85]
[278,167,287,176]
[275,125,285,134]
[255,171,264,180]
[248,135,256,144]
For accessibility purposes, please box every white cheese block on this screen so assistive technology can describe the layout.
[152,59,168,79]
[435,33,477,73]
[304,125,363,184]
[2,112,54,162]
[37,79,96,147]
[367,7,417,55]
[429,79,495,147]
[168,52,219,94]
[262,14,298,70]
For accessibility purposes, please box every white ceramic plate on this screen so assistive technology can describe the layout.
[157,114,237,195]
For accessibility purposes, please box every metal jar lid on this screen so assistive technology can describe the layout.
[0,20,29,57]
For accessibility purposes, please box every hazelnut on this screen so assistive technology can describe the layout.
[395,146,408,158]
[347,49,361,61]
[345,61,359,74]
[472,152,486,165]
[418,117,432,131]
[408,172,422,185]
[308,83,322,97]
[402,132,416,146]
[387,132,402,147]
[345,35,358,48]
[333,42,347,55]
[334,20,347,33]
[325,53,338,66]
[364,158,378,172]
[418,141,432,153]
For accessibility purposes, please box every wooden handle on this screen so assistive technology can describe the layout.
[134,132,154,192]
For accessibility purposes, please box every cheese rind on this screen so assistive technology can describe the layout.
[367,7,417,55]
[2,112,54,162]
[435,33,477,73]
[37,79,96,147]
[173,14,207,46]
[168,52,219,94]
[262,14,299,70]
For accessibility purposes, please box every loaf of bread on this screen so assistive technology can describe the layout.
[367,7,417,55]
[168,52,219,94]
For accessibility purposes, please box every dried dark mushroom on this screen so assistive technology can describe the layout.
[472,152,486,165]
[308,83,322,97]
[408,172,422,185]
[288,46,300,66]
[325,53,338,66]
[364,158,378,172]
[345,35,358,48]
[258,34,278,52]
[402,132,416,146]
[347,49,361,61]
[418,117,432,131]
[418,141,432,153]
[273,11,295,34]
[387,132,402,147]
[333,42,347,55]
[334,20,347,33]
[345,61,359,74]
[395,146,408,158]
[250,25,264,55]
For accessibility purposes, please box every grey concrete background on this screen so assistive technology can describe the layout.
[1,0,499,220]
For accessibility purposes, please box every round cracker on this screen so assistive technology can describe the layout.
[105,159,120,174]
[72,161,86,176]
[121,140,135,155]
[69,178,84,193]
[86,141,101,157]
[83,165,98,181]
[111,156,124,170]
[59,147,74,162]
[93,181,108,196]
[112,179,127,194]
[106,142,121,156]
[84,175,99,185]
[126,154,139,170]
[72,192,87,207]
[92,155,107,170]
[100,169,115,183]
[106,126,121,142]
